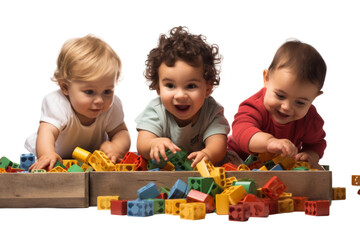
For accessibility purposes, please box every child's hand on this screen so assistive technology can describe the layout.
[188,150,210,168]
[100,141,124,164]
[149,138,181,163]
[294,151,324,170]
[29,152,62,171]
[266,138,298,157]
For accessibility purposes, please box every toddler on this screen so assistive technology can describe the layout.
[136,26,230,167]
[227,40,327,169]
[25,35,131,170]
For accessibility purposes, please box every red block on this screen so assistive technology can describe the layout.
[262,198,278,214]
[134,156,148,171]
[110,200,128,215]
[229,204,251,221]
[120,152,138,164]
[305,200,330,216]
[262,176,287,200]
[293,197,308,211]
[187,189,215,213]
[156,193,168,199]
[240,194,269,217]
[222,163,237,171]
[6,166,25,173]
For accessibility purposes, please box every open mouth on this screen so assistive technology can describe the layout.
[277,110,290,118]
[175,105,190,112]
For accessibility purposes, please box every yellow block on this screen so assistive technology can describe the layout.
[162,161,175,171]
[196,160,211,177]
[80,163,91,171]
[97,196,120,210]
[165,199,187,215]
[237,164,250,171]
[62,160,78,169]
[88,150,115,171]
[115,164,136,171]
[292,161,311,169]
[72,147,92,163]
[278,198,294,213]
[215,194,229,215]
[272,155,295,170]
[225,177,237,188]
[48,166,67,173]
[180,203,206,220]
[221,185,247,205]
[210,167,226,189]
[0,168,7,173]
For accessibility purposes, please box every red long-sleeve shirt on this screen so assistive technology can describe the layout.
[227,88,326,160]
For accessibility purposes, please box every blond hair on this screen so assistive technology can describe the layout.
[52,35,121,84]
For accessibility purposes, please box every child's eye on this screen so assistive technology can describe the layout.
[296,101,305,106]
[275,93,285,99]
[84,90,94,95]
[104,89,113,95]
[187,84,197,89]
[165,83,175,89]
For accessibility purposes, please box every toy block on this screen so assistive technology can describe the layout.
[352,175,360,185]
[110,200,128,215]
[332,187,346,200]
[196,160,212,177]
[270,164,284,171]
[210,167,226,189]
[262,198,278,214]
[262,176,287,200]
[264,160,275,170]
[292,161,311,170]
[322,165,329,170]
[237,164,250,171]
[207,181,223,198]
[180,202,206,220]
[259,166,268,171]
[164,148,193,171]
[67,164,84,172]
[188,177,214,193]
[120,152,138,164]
[240,193,269,217]
[229,204,251,221]
[53,161,66,169]
[48,166,67,173]
[0,156,12,169]
[160,186,171,195]
[168,179,188,199]
[62,160,79,169]
[134,155,147,171]
[147,158,167,170]
[137,182,160,199]
[221,185,247,205]
[278,198,294,213]
[279,192,292,199]
[248,160,263,170]
[31,169,46,173]
[186,189,215,213]
[0,168,6,173]
[127,199,154,217]
[272,155,295,170]
[85,167,93,172]
[292,166,309,171]
[233,179,257,195]
[97,196,120,210]
[244,154,259,166]
[293,197,308,211]
[6,166,25,173]
[80,163,91,171]
[88,150,115,171]
[149,198,165,214]
[162,161,175,171]
[11,162,20,169]
[156,193,168,199]
[115,164,137,171]
[258,152,276,163]
[304,200,330,216]
[216,194,230,215]
[72,147,92,163]
[224,177,237,188]
[20,153,36,171]
[165,199,187,215]
[222,163,237,171]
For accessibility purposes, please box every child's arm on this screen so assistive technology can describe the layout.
[136,130,181,163]
[295,151,323,170]
[249,132,298,157]
[187,134,227,168]
[100,122,131,163]
[29,122,62,170]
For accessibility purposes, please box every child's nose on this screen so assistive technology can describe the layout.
[174,89,187,100]
[94,95,104,105]
[281,101,291,111]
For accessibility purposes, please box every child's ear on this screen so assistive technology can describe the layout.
[59,81,70,95]
[317,91,323,97]
[205,83,213,97]
[263,69,269,87]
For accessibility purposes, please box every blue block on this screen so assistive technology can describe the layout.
[137,182,160,199]
[168,179,187,199]
[20,153,36,171]
[270,164,284,171]
[127,200,154,217]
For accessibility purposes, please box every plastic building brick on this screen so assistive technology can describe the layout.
[228,204,251,222]
[168,179,188,199]
[195,160,211,177]
[292,166,309,171]
[72,147,92,164]
[147,158,167,170]
[233,179,257,195]
[164,148,193,171]
[210,167,226,189]
[270,164,284,171]
[120,152,138,164]
[304,200,330,216]
[162,161,175,171]
[224,177,237,188]
[264,160,276,170]
[134,155,148,171]
[352,175,360,185]
[332,187,346,200]
[222,163,237,171]
[262,176,287,200]
[80,163,91,171]
[62,160,78,169]
[188,177,214,193]
[137,182,160,199]
[279,192,292,199]
[48,166,67,173]
[180,202,206,220]
[215,193,230,215]
[115,164,136,171]
[248,160,263,170]
[0,156,12,169]
[272,155,295,170]
[237,164,250,171]
[31,169,46,173]
[149,198,165,214]
[127,200,154,217]
[293,161,311,169]
[207,181,223,198]
[97,196,120,210]
[0,168,6,173]
[186,189,215,213]
[221,185,247,205]
[240,194,269,217]
[6,166,25,173]
[20,153,36,171]
[293,196,308,211]
[165,199,187,215]
[262,198,278,214]
[258,165,268,171]
[88,150,115,171]
[258,152,276,163]
[244,154,259,166]
[156,193,168,199]
[67,164,84,172]
[278,198,294,213]
[110,200,128,215]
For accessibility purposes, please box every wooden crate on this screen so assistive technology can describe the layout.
[0,172,89,208]
[89,171,332,206]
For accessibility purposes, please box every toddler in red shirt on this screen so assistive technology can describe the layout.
[227,40,327,169]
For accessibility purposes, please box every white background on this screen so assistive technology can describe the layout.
[0,0,359,239]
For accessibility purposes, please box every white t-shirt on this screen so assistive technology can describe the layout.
[135,96,230,154]
[25,90,125,158]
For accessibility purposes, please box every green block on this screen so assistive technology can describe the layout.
[149,199,165,214]
[188,177,214,193]
[0,156,12,169]
[160,186,171,196]
[232,180,257,194]
[322,165,330,170]
[54,161,66,169]
[31,169,46,173]
[292,166,309,171]
[85,167,94,172]
[244,154,259,166]
[147,158,167,170]
[67,164,84,172]
[264,160,275,170]
[207,181,223,198]
[167,148,193,171]
[11,162,21,169]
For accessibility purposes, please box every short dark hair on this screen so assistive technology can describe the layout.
[268,40,326,89]
[144,26,221,90]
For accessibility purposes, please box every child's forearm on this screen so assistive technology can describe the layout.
[110,129,131,157]
[136,130,157,160]
[36,122,59,157]
[248,132,275,154]
[203,134,227,165]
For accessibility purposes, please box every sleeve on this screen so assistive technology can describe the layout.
[231,102,265,154]
[203,100,230,141]
[105,95,125,133]
[135,99,164,137]
[40,91,71,131]
[301,106,327,158]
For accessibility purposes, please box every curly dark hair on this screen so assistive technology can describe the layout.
[145,26,221,90]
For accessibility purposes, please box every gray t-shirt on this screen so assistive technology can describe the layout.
[135,96,230,153]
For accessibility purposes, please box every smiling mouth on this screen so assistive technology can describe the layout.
[277,111,290,118]
[175,105,190,112]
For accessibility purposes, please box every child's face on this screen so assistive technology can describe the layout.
[157,60,212,127]
[60,74,116,125]
[263,68,322,125]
